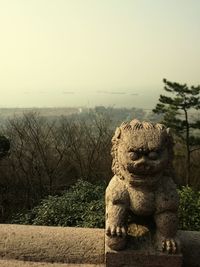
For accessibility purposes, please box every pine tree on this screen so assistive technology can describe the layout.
[153,78,200,185]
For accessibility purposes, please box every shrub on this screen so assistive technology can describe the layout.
[178,186,200,231]
[12,179,106,228]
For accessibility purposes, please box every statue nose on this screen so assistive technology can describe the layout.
[136,156,146,164]
[135,156,149,170]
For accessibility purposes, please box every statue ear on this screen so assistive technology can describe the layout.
[114,127,121,139]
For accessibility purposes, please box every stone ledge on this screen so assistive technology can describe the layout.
[178,231,200,267]
[0,225,104,264]
[0,225,199,267]
[0,260,105,267]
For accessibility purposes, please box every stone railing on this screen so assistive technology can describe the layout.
[0,224,199,266]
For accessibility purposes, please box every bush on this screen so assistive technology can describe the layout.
[12,179,106,228]
[12,181,200,231]
[178,186,200,231]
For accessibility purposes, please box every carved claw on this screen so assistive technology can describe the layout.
[106,225,127,237]
[162,238,177,254]
[155,232,180,254]
[106,223,127,250]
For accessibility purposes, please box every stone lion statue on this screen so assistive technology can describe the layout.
[105,119,180,253]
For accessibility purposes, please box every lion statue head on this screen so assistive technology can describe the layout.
[111,119,174,187]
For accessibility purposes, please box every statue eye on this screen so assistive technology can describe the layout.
[129,151,138,161]
[148,151,158,160]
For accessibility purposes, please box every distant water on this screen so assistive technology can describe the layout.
[0,89,161,110]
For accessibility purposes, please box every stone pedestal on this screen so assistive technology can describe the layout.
[105,246,182,267]
[105,223,183,267]
[105,231,183,267]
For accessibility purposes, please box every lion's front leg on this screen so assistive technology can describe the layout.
[106,202,127,237]
[154,211,180,254]
[106,201,128,250]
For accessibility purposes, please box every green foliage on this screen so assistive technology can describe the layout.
[178,186,200,231]
[153,78,200,137]
[12,179,106,228]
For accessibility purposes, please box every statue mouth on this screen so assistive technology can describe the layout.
[132,175,146,180]
[128,173,161,185]
[127,164,151,175]
[127,165,160,177]
[126,173,146,183]
[129,170,152,177]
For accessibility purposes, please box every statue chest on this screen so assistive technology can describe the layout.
[128,188,155,216]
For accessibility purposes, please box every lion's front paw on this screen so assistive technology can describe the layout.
[105,223,127,250]
[155,233,180,254]
[161,238,178,254]
[106,223,127,237]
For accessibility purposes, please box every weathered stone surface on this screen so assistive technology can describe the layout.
[0,260,105,267]
[0,225,104,264]
[0,226,198,266]
[106,247,182,267]
[178,230,200,267]
[106,120,180,253]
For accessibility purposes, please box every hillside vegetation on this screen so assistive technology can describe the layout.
[0,108,199,225]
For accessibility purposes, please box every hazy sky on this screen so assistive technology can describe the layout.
[0,0,200,108]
